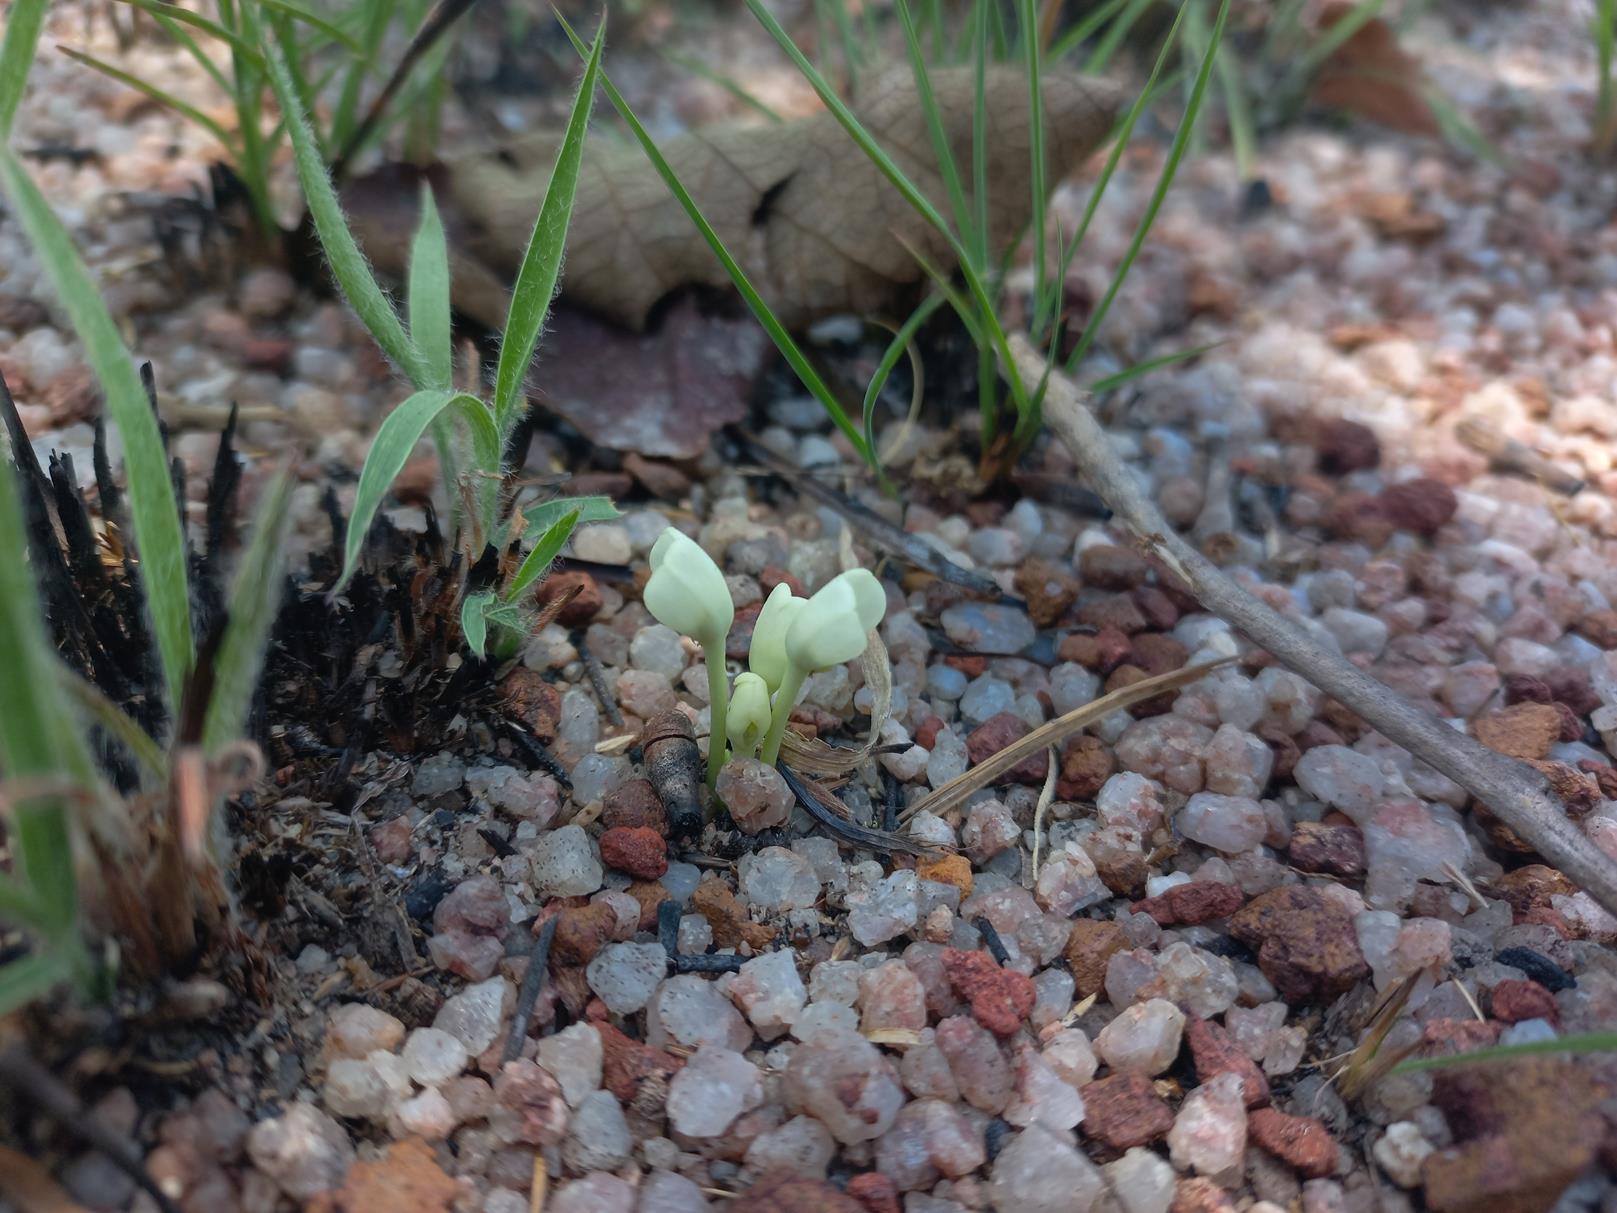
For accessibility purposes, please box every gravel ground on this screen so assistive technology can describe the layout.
[4,3,1617,1213]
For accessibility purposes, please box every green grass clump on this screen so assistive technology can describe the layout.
[256,3,615,659]
[0,0,296,1010]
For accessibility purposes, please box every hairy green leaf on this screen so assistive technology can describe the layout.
[493,18,604,436]
[504,508,581,604]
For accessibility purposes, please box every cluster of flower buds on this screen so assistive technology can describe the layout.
[641,527,885,782]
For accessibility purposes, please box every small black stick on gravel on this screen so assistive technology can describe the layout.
[973,916,1012,966]
[576,631,625,728]
[503,914,558,1065]
[0,1045,183,1213]
[657,898,745,973]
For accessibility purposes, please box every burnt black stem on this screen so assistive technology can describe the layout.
[503,914,558,1065]
[973,915,1011,966]
[0,1045,182,1213]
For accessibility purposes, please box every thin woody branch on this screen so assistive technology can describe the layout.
[1005,334,1617,917]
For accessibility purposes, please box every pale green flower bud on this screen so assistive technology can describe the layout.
[643,527,733,645]
[727,672,773,758]
[784,568,886,672]
[748,582,804,693]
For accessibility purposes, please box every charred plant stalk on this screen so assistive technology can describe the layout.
[643,710,704,840]
[1005,335,1617,917]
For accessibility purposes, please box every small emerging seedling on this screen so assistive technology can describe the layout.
[640,526,887,785]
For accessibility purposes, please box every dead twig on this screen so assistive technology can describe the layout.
[0,1046,182,1213]
[504,914,558,1066]
[1456,418,1584,496]
[1004,335,1617,917]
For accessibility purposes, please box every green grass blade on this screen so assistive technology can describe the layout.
[57,47,236,148]
[971,0,990,271]
[894,0,971,242]
[201,469,293,756]
[1088,341,1222,391]
[270,13,327,161]
[340,390,498,586]
[408,183,453,390]
[1390,1032,1617,1075]
[0,876,45,932]
[1020,0,1050,337]
[492,18,604,437]
[1050,0,1130,61]
[664,51,784,123]
[521,494,621,534]
[0,147,195,712]
[60,667,167,786]
[332,0,393,149]
[0,432,92,938]
[110,0,265,66]
[255,3,427,384]
[1066,0,1226,374]
[0,0,48,141]
[1600,0,1617,154]
[1084,0,1153,72]
[862,292,946,460]
[556,16,875,469]
[742,0,1032,426]
[1292,0,1385,84]
[460,589,494,659]
[0,952,72,1019]
[149,12,234,96]
[257,0,362,51]
[504,507,581,604]
[1211,36,1256,181]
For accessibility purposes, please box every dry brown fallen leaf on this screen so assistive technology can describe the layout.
[1309,1,1440,136]
[345,66,1117,456]
[447,65,1120,332]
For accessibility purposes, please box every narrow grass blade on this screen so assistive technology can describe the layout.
[521,494,621,534]
[257,0,362,51]
[0,438,93,939]
[407,184,454,390]
[201,469,293,756]
[57,47,236,148]
[0,877,44,932]
[60,667,167,786]
[742,0,1032,424]
[332,0,393,149]
[1292,0,1386,84]
[557,16,875,470]
[894,0,971,241]
[1020,0,1050,336]
[461,589,494,659]
[1050,0,1130,61]
[862,292,947,460]
[1600,0,1617,154]
[1088,341,1222,391]
[0,952,71,1019]
[1211,35,1256,181]
[109,0,265,66]
[149,12,234,96]
[255,4,427,384]
[0,147,195,711]
[1084,0,1154,73]
[503,507,581,604]
[1391,1031,1617,1074]
[340,390,497,586]
[664,51,783,123]
[0,0,48,141]
[1056,4,1184,299]
[270,14,326,160]
[1066,0,1228,374]
[492,18,604,437]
